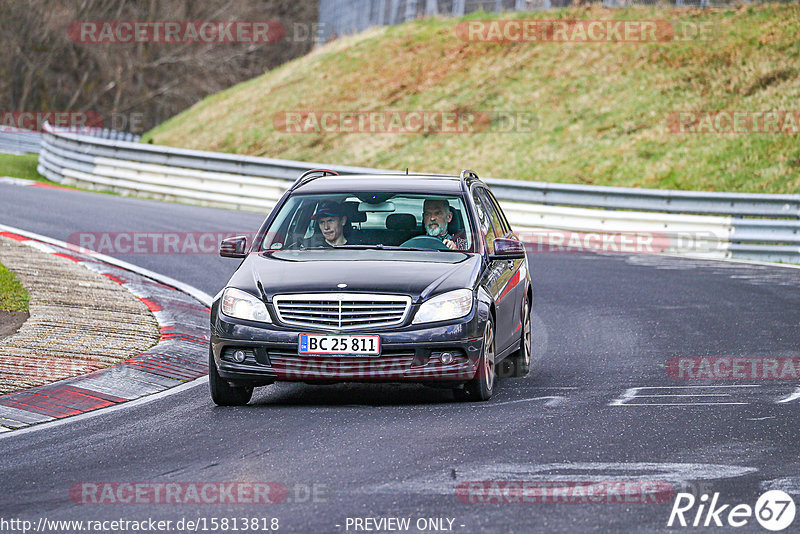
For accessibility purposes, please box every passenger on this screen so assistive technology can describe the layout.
[310,201,349,247]
[422,198,468,250]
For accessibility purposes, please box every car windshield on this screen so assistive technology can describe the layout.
[259,192,474,252]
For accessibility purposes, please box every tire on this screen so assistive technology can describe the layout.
[508,295,531,378]
[454,319,495,402]
[209,348,253,406]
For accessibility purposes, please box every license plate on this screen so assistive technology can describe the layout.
[298,334,380,356]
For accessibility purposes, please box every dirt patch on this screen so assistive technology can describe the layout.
[0,310,29,340]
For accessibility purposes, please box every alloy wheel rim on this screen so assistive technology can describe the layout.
[523,300,531,366]
[484,323,495,391]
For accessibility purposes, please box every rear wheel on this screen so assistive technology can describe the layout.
[454,319,495,402]
[508,295,531,378]
[209,348,253,406]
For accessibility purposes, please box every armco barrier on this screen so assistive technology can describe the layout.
[0,129,42,155]
[37,123,800,263]
[1,127,140,156]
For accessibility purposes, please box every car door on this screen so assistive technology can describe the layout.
[483,188,526,344]
[473,187,517,354]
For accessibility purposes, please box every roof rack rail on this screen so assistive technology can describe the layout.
[291,169,340,189]
[459,169,479,180]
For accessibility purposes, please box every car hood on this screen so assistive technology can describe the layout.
[227,249,483,302]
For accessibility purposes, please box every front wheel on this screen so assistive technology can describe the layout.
[454,319,495,402]
[209,348,253,406]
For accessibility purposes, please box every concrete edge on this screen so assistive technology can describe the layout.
[0,224,213,437]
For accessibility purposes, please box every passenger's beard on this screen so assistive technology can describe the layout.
[425,222,443,237]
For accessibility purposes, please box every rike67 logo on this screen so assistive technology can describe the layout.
[668,490,796,531]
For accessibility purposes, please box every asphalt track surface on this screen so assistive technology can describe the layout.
[1,183,799,533]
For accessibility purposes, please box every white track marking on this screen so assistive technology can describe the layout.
[0,177,35,186]
[484,396,565,407]
[777,386,800,404]
[609,385,761,406]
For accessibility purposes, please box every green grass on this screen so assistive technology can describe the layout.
[0,262,29,312]
[145,4,800,194]
[0,153,117,193]
[0,153,43,181]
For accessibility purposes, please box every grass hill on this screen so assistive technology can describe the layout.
[144,4,800,193]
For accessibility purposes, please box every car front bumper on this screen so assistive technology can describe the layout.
[211,308,487,386]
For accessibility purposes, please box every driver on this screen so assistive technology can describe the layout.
[422,198,467,250]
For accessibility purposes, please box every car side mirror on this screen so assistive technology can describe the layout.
[220,236,248,258]
[490,237,525,259]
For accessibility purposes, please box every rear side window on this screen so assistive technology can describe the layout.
[477,188,508,238]
[472,189,496,254]
[484,190,512,236]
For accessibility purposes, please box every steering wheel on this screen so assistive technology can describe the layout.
[400,235,450,251]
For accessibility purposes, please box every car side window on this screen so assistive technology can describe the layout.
[477,189,507,239]
[472,189,496,254]
[484,190,512,237]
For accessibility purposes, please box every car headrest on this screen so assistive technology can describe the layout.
[343,201,367,223]
[386,213,417,231]
[448,208,464,234]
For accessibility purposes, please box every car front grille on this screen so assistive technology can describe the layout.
[272,293,411,331]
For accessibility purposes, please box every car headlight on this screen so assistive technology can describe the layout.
[221,287,271,323]
[412,289,473,324]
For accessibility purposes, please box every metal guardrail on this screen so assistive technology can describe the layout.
[0,127,140,156]
[0,129,42,155]
[37,123,800,264]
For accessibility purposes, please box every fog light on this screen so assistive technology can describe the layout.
[233,349,246,363]
[440,352,454,365]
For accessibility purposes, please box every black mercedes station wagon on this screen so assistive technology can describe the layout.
[210,169,532,405]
